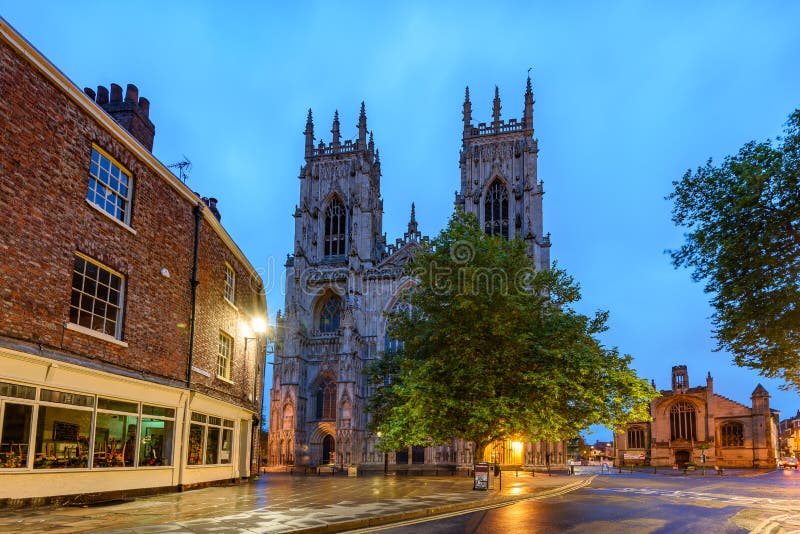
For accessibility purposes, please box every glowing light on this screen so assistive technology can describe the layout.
[251,317,267,334]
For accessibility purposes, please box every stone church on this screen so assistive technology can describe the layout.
[615,365,779,468]
[267,78,567,469]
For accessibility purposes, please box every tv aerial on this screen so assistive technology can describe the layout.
[167,156,192,183]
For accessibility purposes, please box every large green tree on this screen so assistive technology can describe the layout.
[366,212,656,460]
[668,110,800,389]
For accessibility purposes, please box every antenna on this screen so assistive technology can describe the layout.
[167,156,192,183]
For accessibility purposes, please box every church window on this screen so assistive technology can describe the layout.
[720,422,744,447]
[627,427,645,449]
[282,404,294,431]
[484,180,509,239]
[669,401,697,441]
[319,295,342,333]
[324,198,346,256]
[315,379,336,420]
[384,293,413,354]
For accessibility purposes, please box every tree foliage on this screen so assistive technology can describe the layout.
[366,212,656,460]
[668,110,800,389]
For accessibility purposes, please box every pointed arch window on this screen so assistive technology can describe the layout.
[319,295,342,333]
[484,180,509,239]
[384,293,413,354]
[670,401,697,441]
[324,198,346,256]
[316,379,337,420]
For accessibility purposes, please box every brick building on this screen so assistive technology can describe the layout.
[0,19,268,505]
[615,365,779,469]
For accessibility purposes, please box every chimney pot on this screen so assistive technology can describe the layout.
[110,83,123,103]
[84,87,96,100]
[97,86,109,105]
[125,83,138,103]
[138,97,150,117]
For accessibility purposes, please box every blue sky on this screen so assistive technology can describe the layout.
[3,2,799,440]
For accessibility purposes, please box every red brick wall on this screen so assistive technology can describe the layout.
[0,37,266,414]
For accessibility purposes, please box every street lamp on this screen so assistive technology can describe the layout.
[377,431,388,475]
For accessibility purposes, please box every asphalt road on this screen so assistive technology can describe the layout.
[374,470,800,533]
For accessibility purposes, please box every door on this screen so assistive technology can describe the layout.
[239,419,250,477]
[675,449,691,467]
[322,434,334,465]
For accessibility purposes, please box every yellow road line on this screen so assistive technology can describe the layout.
[343,476,596,533]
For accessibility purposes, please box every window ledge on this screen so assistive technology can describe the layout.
[224,298,238,312]
[65,322,128,347]
[85,199,137,235]
[216,375,234,385]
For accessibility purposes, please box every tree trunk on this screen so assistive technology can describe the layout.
[473,440,489,463]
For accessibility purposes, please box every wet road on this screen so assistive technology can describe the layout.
[376,469,800,533]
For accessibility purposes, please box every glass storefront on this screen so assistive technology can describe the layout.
[0,380,176,471]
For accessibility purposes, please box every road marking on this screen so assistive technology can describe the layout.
[593,487,800,513]
[342,476,596,533]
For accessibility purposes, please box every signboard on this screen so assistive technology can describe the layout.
[623,453,645,460]
[473,462,489,491]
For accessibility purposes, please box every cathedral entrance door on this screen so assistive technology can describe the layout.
[322,434,335,465]
[675,449,691,467]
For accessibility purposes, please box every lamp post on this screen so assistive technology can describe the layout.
[243,316,269,475]
[377,432,388,475]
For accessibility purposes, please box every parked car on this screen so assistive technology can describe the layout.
[778,456,798,469]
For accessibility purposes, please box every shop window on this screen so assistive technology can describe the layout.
[34,405,92,469]
[140,404,175,467]
[187,412,233,466]
[1,403,33,468]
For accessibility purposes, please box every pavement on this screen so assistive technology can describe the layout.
[0,470,591,534]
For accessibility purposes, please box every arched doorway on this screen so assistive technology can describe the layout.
[322,434,335,465]
[675,449,691,467]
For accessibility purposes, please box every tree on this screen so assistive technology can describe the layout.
[668,110,800,389]
[366,212,656,461]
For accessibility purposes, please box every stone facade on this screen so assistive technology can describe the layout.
[615,366,780,469]
[0,20,267,504]
[268,79,566,470]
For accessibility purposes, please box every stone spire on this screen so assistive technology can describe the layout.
[492,86,502,132]
[368,130,374,156]
[304,108,314,158]
[331,110,341,150]
[463,86,472,137]
[357,101,367,147]
[524,74,534,130]
[407,202,418,234]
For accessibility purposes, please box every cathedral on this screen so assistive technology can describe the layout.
[267,78,567,470]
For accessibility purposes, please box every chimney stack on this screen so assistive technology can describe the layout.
[84,82,156,151]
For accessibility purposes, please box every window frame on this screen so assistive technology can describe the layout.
[223,263,236,306]
[323,198,347,257]
[87,145,133,225]
[720,421,745,448]
[69,252,126,341]
[217,331,233,381]
[484,179,509,240]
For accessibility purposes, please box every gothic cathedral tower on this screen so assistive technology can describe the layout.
[269,78,567,470]
[456,77,550,270]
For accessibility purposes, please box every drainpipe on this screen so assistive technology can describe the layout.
[186,203,202,387]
